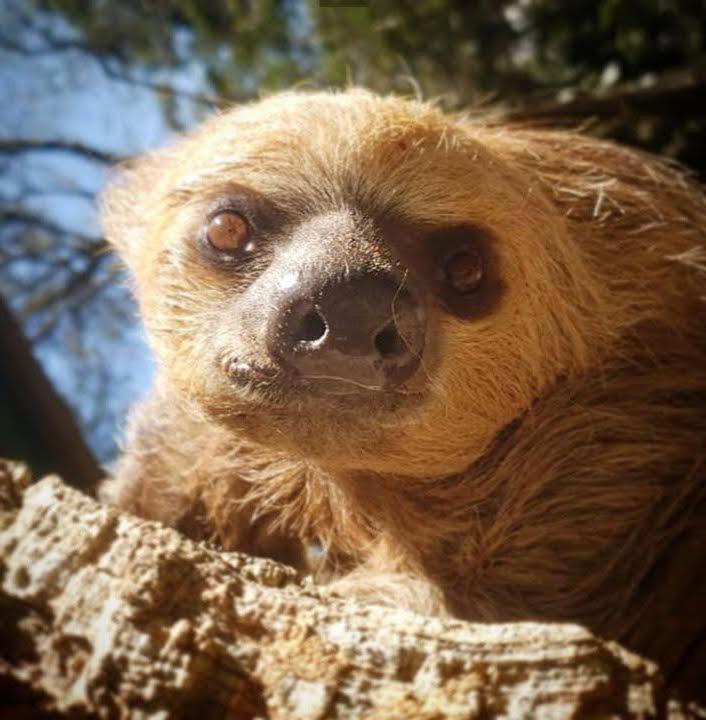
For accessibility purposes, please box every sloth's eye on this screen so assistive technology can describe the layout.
[205,211,251,253]
[443,248,484,293]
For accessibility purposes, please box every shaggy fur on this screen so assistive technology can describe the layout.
[100,90,706,698]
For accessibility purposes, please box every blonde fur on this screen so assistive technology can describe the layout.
[101,89,706,698]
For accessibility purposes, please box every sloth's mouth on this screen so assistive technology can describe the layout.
[225,359,279,383]
[221,356,426,407]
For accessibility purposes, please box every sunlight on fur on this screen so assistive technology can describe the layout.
[100,89,706,699]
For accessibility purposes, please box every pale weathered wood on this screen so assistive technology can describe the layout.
[0,459,702,719]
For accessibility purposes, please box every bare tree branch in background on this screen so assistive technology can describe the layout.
[0,139,124,164]
[1,207,104,249]
[0,10,231,111]
[1,205,114,333]
[0,308,102,489]
[505,66,706,123]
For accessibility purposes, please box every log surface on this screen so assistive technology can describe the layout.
[0,459,702,719]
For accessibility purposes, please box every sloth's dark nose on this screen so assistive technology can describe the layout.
[268,274,425,389]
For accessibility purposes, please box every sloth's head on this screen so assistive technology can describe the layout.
[103,89,701,476]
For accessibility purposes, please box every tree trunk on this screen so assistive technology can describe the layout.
[0,459,702,719]
[0,296,101,492]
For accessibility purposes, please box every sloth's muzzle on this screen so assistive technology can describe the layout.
[266,272,425,391]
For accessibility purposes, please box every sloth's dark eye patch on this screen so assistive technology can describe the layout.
[443,248,484,294]
[379,219,502,320]
[205,210,251,254]
[429,227,501,318]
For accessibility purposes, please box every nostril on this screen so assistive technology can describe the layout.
[374,323,406,358]
[269,278,424,386]
[294,308,328,344]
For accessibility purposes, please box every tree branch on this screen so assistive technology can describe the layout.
[505,67,706,122]
[0,26,233,109]
[0,138,124,164]
[1,208,105,248]
[0,461,702,719]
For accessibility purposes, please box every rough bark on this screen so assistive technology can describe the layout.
[0,459,703,720]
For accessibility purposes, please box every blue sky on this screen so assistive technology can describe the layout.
[0,0,217,463]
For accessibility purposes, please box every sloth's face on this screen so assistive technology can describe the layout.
[111,91,592,476]
[183,202,503,446]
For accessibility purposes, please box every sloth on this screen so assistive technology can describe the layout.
[100,89,706,697]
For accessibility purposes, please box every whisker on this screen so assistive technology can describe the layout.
[390,268,409,344]
[300,373,386,392]
[390,270,433,384]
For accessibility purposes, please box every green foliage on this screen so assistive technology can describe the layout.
[40,0,706,96]
[38,0,706,173]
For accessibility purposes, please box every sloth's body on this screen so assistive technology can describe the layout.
[101,90,706,696]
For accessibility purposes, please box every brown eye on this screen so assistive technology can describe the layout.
[443,248,484,293]
[206,211,251,253]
